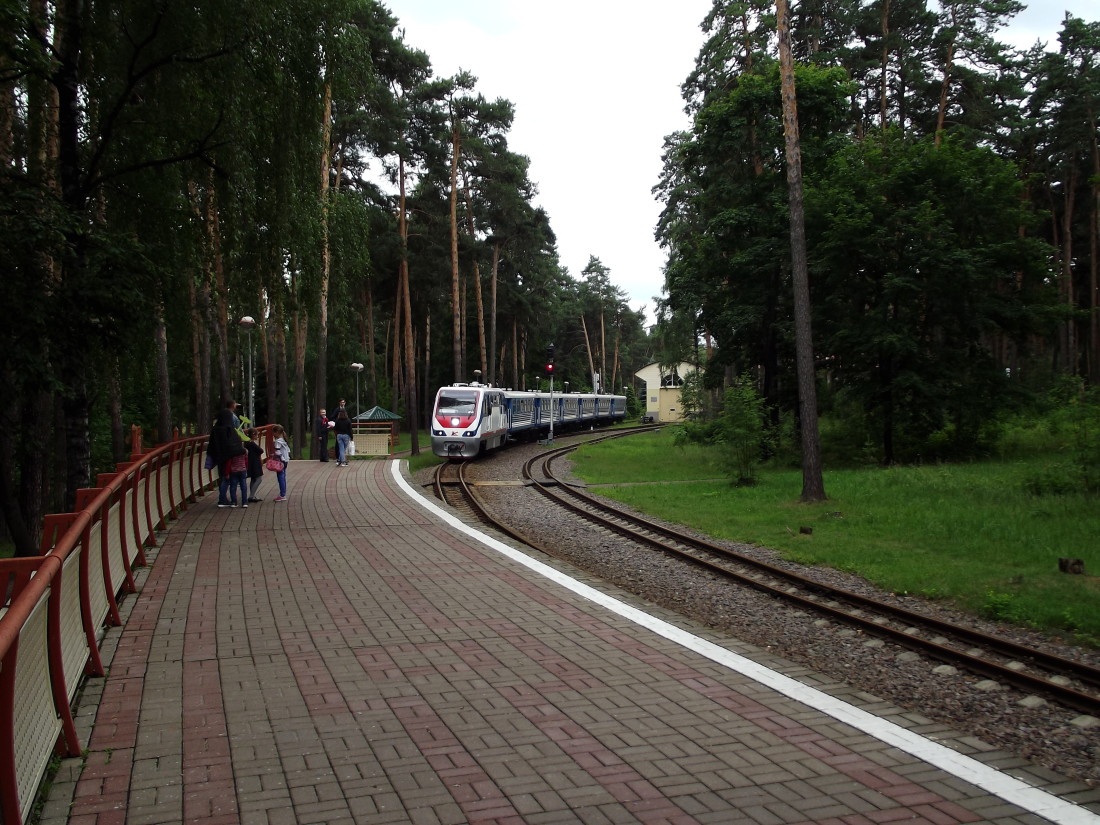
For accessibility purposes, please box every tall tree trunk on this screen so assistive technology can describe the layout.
[424,311,432,414]
[0,384,46,556]
[520,324,528,389]
[109,358,125,461]
[155,303,171,441]
[461,166,489,377]
[292,292,309,458]
[449,119,462,381]
[188,253,204,422]
[1089,114,1100,383]
[934,5,957,149]
[12,0,62,546]
[395,152,412,408]
[274,306,290,443]
[610,327,621,394]
[879,0,891,130]
[512,317,519,389]
[316,78,333,418]
[580,315,596,390]
[880,350,896,464]
[461,277,468,379]
[187,180,213,420]
[206,171,231,402]
[260,286,274,428]
[489,242,500,385]
[777,0,826,501]
[367,281,378,407]
[402,263,419,455]
[392,271,403,404]
[55,0,95,509]
[1062,166,1078,375]
[599,312,606,393]
[0,15,14,167]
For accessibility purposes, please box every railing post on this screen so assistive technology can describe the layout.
[130,424,143,460]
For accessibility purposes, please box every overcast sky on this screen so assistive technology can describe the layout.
[383,1,1098,324]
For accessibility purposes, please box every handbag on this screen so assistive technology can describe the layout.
[265,457,285,472]
[204,453,217,471]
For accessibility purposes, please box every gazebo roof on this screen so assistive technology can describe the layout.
[353,406,402,422]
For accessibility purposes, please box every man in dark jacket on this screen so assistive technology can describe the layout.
[209,400,246,506]
[315,408,330,461]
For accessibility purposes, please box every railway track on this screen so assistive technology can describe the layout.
[520,444,1100,717]
[435,431,1100,718]
[432,425,661,541]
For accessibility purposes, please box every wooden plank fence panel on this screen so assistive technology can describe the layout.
[13,599,59,825]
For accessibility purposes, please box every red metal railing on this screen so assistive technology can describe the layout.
[0,425,271,825]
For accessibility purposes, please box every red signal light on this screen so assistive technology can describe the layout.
[546,362,554,372]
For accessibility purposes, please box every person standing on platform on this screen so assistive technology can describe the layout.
[209,400,246,507]
[272,425,291,501]
[244,428,264,502]
[226,450,249,507]
[333,408,353,466]
[315,408,330,461]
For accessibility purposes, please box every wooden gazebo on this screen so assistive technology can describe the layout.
[351,406,402,456]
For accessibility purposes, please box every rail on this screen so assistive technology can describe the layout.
[0,424,270,825]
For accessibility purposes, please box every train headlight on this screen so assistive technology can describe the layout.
[450,417,460,426]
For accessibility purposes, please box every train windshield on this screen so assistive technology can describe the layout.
[436,389,478,428]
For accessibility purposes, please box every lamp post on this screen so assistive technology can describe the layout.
[350,362,364,420]
[239,316,256,423]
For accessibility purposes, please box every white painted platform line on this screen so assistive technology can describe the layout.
[390,460,1098,825]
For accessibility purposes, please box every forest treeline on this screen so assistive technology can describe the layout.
[1,0,1097,556]
[656,0,1100,470]
[0,0,649,556]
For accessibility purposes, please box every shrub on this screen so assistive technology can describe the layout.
[674,376,772,485]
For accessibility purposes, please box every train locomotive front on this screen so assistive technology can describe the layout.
[430,384,506,459]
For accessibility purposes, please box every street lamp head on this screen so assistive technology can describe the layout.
[239,315,256,330]
[350,362,364,372]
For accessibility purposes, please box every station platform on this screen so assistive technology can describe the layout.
[37,459,1100,825]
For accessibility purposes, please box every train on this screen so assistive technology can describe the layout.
[430,381,628,459]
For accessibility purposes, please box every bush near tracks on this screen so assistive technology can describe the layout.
[571,428,1100,646]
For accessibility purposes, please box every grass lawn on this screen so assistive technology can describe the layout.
[570,429,1100,645]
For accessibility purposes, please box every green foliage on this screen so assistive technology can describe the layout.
[678,377,771,486]
[656,3,1089,474]
[674,368,711,421]
[808,132,1052,462]
[623,385,642,419]
[980,590,1023,624]
[572,430,719,484]
[572,426,1100,643]
[1069,391,1100,494]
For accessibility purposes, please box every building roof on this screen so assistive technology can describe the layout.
[353,406,402,421]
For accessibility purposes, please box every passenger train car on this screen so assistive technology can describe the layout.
[431,382,628,459]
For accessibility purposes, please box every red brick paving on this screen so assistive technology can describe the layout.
[38,459,1098,825]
